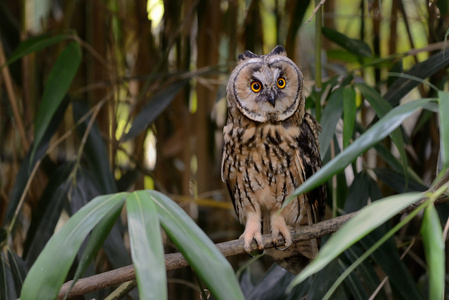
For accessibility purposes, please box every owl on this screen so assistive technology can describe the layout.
[221,45,326,273]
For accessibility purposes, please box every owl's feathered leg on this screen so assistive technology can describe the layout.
[270,212,292,250]
[240,211,263,253]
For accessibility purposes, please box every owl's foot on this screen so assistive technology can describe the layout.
[240,213,263,254]
[271,213,292,251]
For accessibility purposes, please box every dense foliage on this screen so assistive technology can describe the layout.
[1,0,448,299]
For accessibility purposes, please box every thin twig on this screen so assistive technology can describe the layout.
[306,0,326,24]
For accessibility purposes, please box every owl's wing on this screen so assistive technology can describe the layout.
[221,124,240,219]
[285,113,326,263]
[297,113,326,224]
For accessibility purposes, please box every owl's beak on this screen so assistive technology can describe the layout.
[266,90,276,107]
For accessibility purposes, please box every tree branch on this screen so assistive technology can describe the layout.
[58,212,354,299]
[58,192,448,299]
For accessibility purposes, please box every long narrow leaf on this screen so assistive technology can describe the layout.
[384,51,449,106]
[322,27,372,57]
[20,193,127,300]
[63,199,125,299]
[4,34,70,67]
[286,98,433,204]
[7,249,28,295]
[319,87,344,158]
[149,190,245,300]
[421,203,445,300]
[356,83,409,181]
[288,192,423,289]
[438,91,449,169]
[124,79,190,141]
[30,41,81,164]
[342,86,356,149]
[126,191,166,300]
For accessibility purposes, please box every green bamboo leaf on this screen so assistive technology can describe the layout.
[1,253,11,300]
[124,79,190,141]
[286,98,433,204]
[356,83,409,182]
[149,190,245,300]
[63,199,125,299]
[7,249,28,295]
[342,86,356,149]
[322,27,372,57]
[30,41,81,164]
[384,51,449,106]
[288,192,423,290]
[126,191,166,300]
[4,34,70,67]
[319,87,344,158]
[438,91,449,169]
[421,203,445,300]
[20,193,127,300]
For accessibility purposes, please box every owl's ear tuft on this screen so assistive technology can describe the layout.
[238,50,259,61]
[268,45,287,57]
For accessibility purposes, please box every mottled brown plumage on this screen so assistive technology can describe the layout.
[221,45,326,273]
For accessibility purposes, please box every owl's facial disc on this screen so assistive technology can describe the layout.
[231,57,303,123]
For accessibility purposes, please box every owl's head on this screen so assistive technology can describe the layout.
[227,45,304,123]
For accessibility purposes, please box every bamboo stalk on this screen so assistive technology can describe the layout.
[0,37,29,153]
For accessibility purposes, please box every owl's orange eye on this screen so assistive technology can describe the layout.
[277,77,286,89]
[251,81,262,93]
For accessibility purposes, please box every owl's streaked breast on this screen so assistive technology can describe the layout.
[222,120,309,225]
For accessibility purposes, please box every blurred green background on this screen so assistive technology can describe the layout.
[1,0,449,299]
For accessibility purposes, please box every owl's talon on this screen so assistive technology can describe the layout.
[275,243,290,251]
[271,213,293,250]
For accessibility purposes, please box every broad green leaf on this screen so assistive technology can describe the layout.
[68,169,131,269]
[124,79,190,141]
[342,86,356,149]
[319,87,344,158]
[126,191,166,300]
[64,198,125,299]
[384,51,449,106]
[356,83,409,182]
[288,192,423,289]
[438,91,449,169]
[421,203,445,300]
[149,190,245,300]
[4,34,70,67]
[322,27,372,58]
[286,98,433,203]
[30,41,81,164]
[21,193,127,300]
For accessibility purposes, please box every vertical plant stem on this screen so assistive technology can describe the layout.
[314,0,322,122]
[0,38,29,153]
